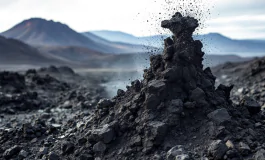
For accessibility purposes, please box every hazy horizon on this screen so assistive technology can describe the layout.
[1,0,265,40]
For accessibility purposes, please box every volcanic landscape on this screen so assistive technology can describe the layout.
[1,10,265,160]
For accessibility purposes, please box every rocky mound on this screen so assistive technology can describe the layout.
[213,57,265,106]
[0,72,26,93]
[38,66,75,76]
[47,13,264,160]
[0,66,104,114]
[0,70,70,114]
[1,13,265,160]
[213,57,265,82]
[72,12,235,160]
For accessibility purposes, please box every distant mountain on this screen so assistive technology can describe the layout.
[195,33,265,56]
[93,53,252,69]
[1,18,152,54]
[82,32,152,54]
[1,19,262,69]
[38,46,106,63]
[1,18,104,50]
[90,30,265,57]
[0,36,61,65]
[37,45,143,68]
[0,35,120,68]
[0,34,113,68]
[90,30,139,44]
[0,34,251,70]
[90,30,168,47]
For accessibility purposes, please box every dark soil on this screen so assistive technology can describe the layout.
[1,13,265,160]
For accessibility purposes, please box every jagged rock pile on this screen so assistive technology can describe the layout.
[1,13,265,160]
[44,13,265,160]
[83,12,234,159]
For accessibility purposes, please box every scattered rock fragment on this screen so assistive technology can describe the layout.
[167,99,183,114]
[61,142,75,154]
[240,96,261,114]
[225,140,234,149]
[208,140,228,160]
[18,150,28,159]
[3,145,21,159]
[207,108,231,124]
[167,145,190,160]
[190,87,205,101]
[254,149,265,160]
[91,124,115,144]
[93,141,106,152]
[79,154,93,160]
[97,99,114,109]
[239,142,251,155]
[48,152,60,160]
[39,147,49,155]
[148,121,167,145]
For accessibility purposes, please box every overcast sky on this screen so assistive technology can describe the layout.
[0,0,265,39]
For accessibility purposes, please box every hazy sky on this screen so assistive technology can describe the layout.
[0,0,265,39]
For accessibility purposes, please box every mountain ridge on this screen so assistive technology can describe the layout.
[1,18,153,54]
[89,30,265,56]
[2,18,99,48]
[0,35,63,65]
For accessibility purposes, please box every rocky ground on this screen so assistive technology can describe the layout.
[1,13,265,160]
[0,66,107,159]
[213,57,265,107]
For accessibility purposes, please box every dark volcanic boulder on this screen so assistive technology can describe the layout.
[240,96,261,114]
[207,108,231,124]
[0,72,25,93]
[208,140,228,160]
[3,145,21,159]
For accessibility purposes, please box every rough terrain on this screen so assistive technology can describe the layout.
[1,12,265,160]
[213,57,265,106]
[0,66,107,159]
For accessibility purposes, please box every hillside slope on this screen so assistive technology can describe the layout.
[0,36,60,65]
[1,18,153,54]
